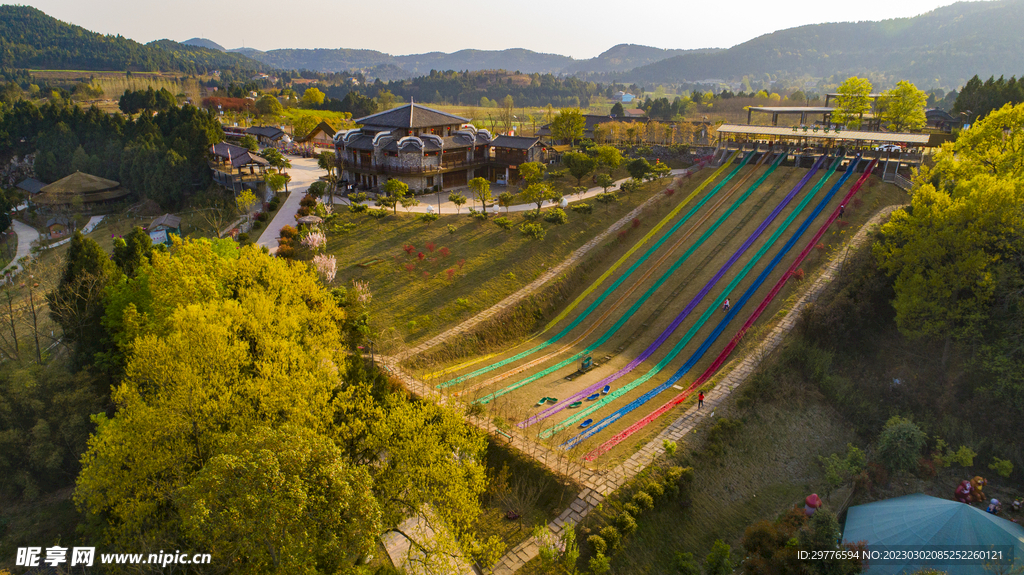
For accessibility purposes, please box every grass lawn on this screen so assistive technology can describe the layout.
[320,175,677,352]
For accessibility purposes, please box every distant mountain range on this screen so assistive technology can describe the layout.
[3,1,1024,89]
[624,0,1024,87]
[209,43,694,77]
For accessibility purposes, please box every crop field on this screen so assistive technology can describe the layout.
[412,154,906,466]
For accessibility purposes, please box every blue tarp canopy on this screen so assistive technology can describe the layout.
[843,493,1024,575]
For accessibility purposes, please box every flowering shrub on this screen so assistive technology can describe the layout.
[405,263,416,272]
[351,280,372,304]
[665,188,675,196]
[446,268,455,280]
[439,246,450,257]
[301,229,327,252]
[457,259,465,270]
[632,218,641,228]
[404,244,415,255]
[423,271,430,278]
[815,243,826,253]
[426,242,436,252]
[617,230,628,241]
[312,253,337,283]
[417,252,425,260]
[793,268,805,280]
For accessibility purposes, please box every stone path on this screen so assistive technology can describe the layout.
[385,204,902,574]
[392,168,695,363]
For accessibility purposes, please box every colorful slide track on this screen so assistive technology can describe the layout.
[431,151,747,387]
[538,153,836,439]
[453,152,782,398]
[580,158,880,458]
[550,153,844,444]
[474,151,785,406]
[452,152,778,397]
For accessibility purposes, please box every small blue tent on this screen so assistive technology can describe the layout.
[843,493,1024,575]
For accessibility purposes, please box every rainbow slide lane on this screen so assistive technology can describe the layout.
[547,153,840,442]
[435,151,753,390]
[582,158,879,459]
[452,152,781,398]
[474,151,785,406]
[423,153,741,382]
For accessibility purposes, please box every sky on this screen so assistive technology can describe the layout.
[15,0,983,58]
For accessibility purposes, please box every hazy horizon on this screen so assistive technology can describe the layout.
[8,0,991,59]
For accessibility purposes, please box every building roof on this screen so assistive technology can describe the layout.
[843,493,1024,575]
[212,142,270,168]
[45,216,72,228]
[926,108,957,122]
[622,109,647,118]
[298,121,337,143]
[748,106,838,113]
[716,124,931,145]
[34,171,131,205]
[491,135,541,150]
[354,103,470,129]
[245,126,286,140]
[16,177,45,194]
[150,213,182,230]
[341,130,489,153]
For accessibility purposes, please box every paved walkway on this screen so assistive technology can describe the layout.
[386,204,902,574]
[257,155,325,249]
[337,172,690,216]
[2,220,40,276]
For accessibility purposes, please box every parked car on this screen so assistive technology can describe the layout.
[875,144,903,152]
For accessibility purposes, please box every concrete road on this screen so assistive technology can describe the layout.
[257,155,326,248]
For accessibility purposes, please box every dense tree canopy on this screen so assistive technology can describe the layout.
[75,239,499,569]
[0,98,222,207]
[875,102,1024,416]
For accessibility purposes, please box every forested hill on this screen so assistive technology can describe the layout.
[624,0,1024,87]
[231,44,695,77]
[562,44,720,75]
[0,5,264,73]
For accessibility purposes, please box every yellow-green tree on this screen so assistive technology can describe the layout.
[236,189,260,222]
[874,102,1024,364]
[77,240,501,570]
[520,182,554,213]
[468,177,492,215]
[878,81,928,132]
[383,179,409,214]
[551,108,586,147]
[832,77,874,128]
[518,161,546,186]
[179,425,382,573]
[302,87,325,107]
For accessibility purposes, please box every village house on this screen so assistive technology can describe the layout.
[334,103,492,191]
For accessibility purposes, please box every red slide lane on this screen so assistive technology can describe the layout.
[584,159,878,461]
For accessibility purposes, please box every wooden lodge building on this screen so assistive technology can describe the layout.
[334,103,547,191]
